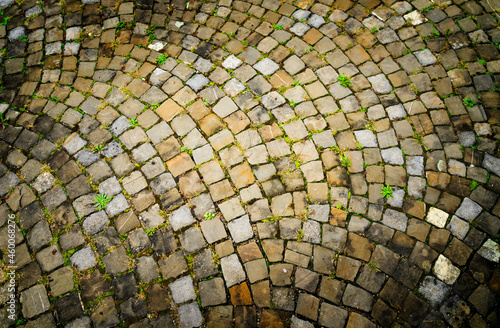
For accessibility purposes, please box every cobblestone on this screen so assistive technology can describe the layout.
[1,0,499,326]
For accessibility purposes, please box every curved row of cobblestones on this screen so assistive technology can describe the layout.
[0,0,499,327]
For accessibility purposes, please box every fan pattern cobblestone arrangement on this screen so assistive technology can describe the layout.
[0,0,499,326]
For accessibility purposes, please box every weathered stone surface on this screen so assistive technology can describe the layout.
[419,276,451,307]
[342,284,373,312]
[200,278,227,307]
[21,285,50,318]
[169,275,196,304]
[70,247,97,271]
[433,255,461,285]
[1,2,497,326]
[169,205,196,231]
[382,209,408,231]
[426,207,449,228]
[221,254,246,287]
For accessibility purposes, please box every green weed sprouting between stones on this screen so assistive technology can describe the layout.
[339,153,351,167]
[128,117,139,127]
[204,212,216,220]
[470,180,479,191]
[94,193,113,211]
[463,97,476,108]
[338,74,351,88]
[147,24,157,42]
[421,5,435,12]
[156,54,169,65]
[297,229,304,241]
[181,146,194,155]
[381,185,394,199]
[94,144,104,153]
[0,113,9,129]
[0,14,10,26]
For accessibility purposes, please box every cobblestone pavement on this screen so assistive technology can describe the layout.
[0,0,500,326]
